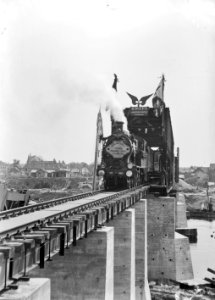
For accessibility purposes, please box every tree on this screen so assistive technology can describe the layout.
[8,159,22,174]
[12,159,21,169]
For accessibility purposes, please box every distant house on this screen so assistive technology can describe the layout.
[25,155,58,173]
[0,161,9,176]
[71,168,80,177]
[180,167,196,177]
[30,169,47,178]
[192,167,209,183]
[180,166,209,180]
[46,170,56,178]
[25,155,70,178]
[180,167,193,174]
[25,155,43,172]
[55,169,70,178]
[81,167,90,176]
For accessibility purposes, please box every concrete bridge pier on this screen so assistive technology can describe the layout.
[29,226,114,300]
[147,195,193,281]
[134,199,151,300]
[107,208,135,300]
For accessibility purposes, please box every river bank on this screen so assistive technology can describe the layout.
[150,218,215,299]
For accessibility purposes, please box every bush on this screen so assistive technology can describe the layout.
[34,181,51,189]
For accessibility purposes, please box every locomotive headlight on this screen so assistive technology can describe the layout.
[127,163,133,169]
[98,170,105,176]
[126,170,133,177]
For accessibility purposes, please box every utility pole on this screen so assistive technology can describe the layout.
[92,109,103,191]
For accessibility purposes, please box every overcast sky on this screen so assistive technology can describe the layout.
[0,0,214,167]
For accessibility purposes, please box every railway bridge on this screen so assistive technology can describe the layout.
[0,185,193,300]
[0,82,194,299]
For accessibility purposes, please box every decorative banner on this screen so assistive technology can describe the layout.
[106,141,130,158]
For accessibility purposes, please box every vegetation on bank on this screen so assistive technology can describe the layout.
[6,176,92,190]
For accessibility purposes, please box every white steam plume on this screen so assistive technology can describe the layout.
[51,69,124,121]
[1,0,124,131]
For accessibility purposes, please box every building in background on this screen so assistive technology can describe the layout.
[25,155,70,178]
[81,167,90,176]
[70,168,80,177]
[0,161,10,177]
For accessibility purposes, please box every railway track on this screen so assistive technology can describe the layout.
[0,190,103,221]
[0,186,148,239]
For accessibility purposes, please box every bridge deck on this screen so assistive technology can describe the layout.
[0,192,116,237]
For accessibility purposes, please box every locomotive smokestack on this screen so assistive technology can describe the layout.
[111,116,124,134]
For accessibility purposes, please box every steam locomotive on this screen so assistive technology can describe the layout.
[97,105,177,192]
[98,121,146,189]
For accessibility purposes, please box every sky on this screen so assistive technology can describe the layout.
[0,0,215,167]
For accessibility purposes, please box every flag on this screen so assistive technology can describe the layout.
[93,108,103,191]
[152,74,165,113]
[112,73,119,91]
[97,108,103,137]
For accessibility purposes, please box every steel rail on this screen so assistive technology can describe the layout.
[0,190,104,220]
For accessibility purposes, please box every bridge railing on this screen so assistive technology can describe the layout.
[0,185,149,239]
[0,185,149,221]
